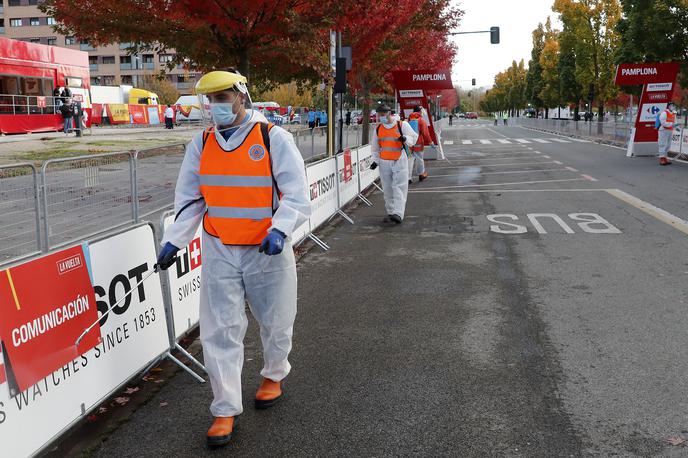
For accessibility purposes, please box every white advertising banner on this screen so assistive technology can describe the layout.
[336,149,359,207]
[0,225,169,458]
[670,128,682,154]
[357,145,379,192]
[639,103,667,123]
[291,220,309,246]
[162,215,202,340]
[306,158,338,229]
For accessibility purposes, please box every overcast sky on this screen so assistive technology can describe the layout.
[451,0,562,89]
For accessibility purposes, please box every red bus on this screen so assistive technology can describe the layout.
[0,36,91,134]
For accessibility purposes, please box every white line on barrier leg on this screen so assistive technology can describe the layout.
[373,182,383,192]
[337,209,355,224]
[166,351,206,383]
[174,342,207,374]
[357,194,373,206]
[308,233,330,251]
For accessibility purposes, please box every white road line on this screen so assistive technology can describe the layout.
[428,161,559,168]
[568,138,591,143]
[553,160,563,164]
[486,128,510,138]
[443,140,454,145]
[580,174,598,182]
[532,138,551,143]
[497,139,512,144]
[541,155,551,159]
[565,166,579,172]
[606,189,688,236]
[550,138,571,143]
[462,140,473,145]
[429,156,544,164]
[410,188,608,194]
[480,140,492,144]
[428,168,572,178]
[515,139,531,144]
[411,178,586,191]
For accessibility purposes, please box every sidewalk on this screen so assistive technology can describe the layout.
[83,157,580,457]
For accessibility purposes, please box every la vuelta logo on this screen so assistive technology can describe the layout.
[176,237,202,278]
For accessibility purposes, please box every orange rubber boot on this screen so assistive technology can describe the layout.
[255,378,283,409]
[206,416,235,447]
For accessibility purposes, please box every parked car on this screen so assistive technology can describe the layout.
[356,113,378,124]
[465,112,478,119]
[458,112,466,118]
[289,113,301,124]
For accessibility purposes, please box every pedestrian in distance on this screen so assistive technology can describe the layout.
[156,70,310,448]
[657,102,679,166]
[315,110,321,128]
[502,112,508,126]
[307,109,316,129]
[345,110,351,126]
[369,104,418,224]
[164,104,175,129]
[449,112,454,125]
[59,98,74,135]
[494,112,499,126]
[407,105,434,183]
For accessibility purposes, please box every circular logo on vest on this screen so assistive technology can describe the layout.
[248,144,265,161]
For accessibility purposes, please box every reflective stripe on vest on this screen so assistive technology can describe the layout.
[199,123,274,245]
[377,124,403,160]
[664,110,676,129]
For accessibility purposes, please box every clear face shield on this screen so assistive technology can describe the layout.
[198,81,253,129]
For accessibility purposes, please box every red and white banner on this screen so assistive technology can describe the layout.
[337,149,359,207]
[614,62,680,145]
[129,104,148,124]
[0,245,100,393]
[162,215,202,339]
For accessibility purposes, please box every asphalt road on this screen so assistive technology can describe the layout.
[89,119,688,457]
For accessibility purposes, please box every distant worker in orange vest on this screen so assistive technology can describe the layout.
[370,104,418,224]
[156,70,310,447]
[407,105,435,183]
[658,102,678,166]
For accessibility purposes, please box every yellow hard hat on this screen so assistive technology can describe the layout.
[195,70,248,95]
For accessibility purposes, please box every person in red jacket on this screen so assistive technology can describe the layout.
[407,106,435,182]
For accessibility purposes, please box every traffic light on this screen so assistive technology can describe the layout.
[490,26,500,44]
[471,78,476,86]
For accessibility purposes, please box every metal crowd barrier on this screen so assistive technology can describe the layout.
[0,163,41,265]
[516,117,633,145]
[41,152,136,251]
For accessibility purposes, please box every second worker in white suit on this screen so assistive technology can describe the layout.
[370,104,418,224]
[156,70,310,447]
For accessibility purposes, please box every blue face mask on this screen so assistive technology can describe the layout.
[210,102,238,126]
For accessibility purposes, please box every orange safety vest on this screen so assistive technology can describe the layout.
[199,122,275,245]
[376,122,404,160]
[663,110,676,129]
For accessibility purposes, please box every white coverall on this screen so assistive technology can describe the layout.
[658,110,677,158]
[371,121,418,219]
[162,110,311,417]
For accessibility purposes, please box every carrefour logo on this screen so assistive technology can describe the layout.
[646,105,661,115]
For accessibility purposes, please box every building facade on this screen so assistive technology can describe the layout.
[0,0,198,94]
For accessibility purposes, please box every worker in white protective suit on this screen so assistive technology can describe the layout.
[658,102,679,166]
[156,70,310,448]
[370,104,418,224]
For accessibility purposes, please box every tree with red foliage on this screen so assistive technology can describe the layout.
[40,0,332,83]
[334,0,461,141]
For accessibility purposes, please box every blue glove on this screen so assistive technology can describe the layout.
[156,242,179,270]
[259,229,286,256]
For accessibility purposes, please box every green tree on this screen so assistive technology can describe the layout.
[616,0,688,88]
[539,18,562,114]
[525,23,546,112]
[554,0,622,121]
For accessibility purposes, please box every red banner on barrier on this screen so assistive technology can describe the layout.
[343,149,353,182]
[129,104,148,124]
[0,346,6,385]
[0,246,100,392]
[91,103,103,125]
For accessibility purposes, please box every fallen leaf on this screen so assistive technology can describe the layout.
[142,376,155,382]
[159,402,168,407]
[98,407,107,414]
[86,415,98,423]
[151,367,163,372]
[665,436,686,446]
[114,397,130,406]
[124,387,140,394]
